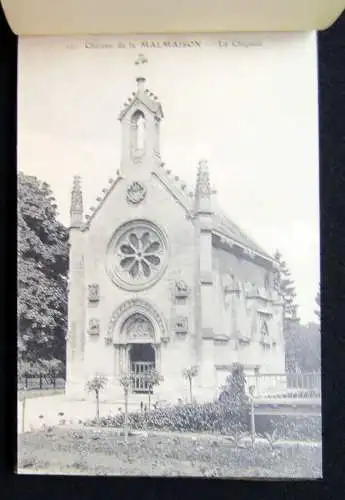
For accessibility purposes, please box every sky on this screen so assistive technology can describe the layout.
[18,33,320,324]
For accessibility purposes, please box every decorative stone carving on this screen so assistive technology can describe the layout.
[174,316,188,334]
[123,313,154,340]
[174,280,189,299]
[257,307,273,317]
[88,283,100,302]
[126,181,147,205]
[260,320,270,346]
[237,329,251,344]
[88,318,100,335]
[243,281,252,295]
[106,298,168,342]
[106,220,168,291]
[223,274,241,295]
[104,336,112,346]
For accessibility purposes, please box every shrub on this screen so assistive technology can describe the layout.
[18,358,64,383]
[89,400,249,434]
[218,363,248,410]
[254,414,322,442]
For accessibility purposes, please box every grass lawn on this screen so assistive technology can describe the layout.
[17,427,322,478]
[18,389,65,401]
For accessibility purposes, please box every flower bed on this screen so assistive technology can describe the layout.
[87,401,249,434]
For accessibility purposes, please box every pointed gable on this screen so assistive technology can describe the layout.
[118,77,164,122]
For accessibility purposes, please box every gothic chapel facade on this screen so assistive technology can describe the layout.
[66,74,285,403]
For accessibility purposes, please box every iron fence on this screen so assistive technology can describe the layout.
[18,373,66,391]
[245,371,321,400]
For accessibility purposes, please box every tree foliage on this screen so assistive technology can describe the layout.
[314,286,320,322]
[182,365,198,403]
[86,374,108,420]
[18,172,69,367]
[274,250,300,371]
[274,250,299,323]
[274,251,321,372]
[218,363,249,418]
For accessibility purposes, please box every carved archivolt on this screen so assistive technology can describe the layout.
[106,298,168,344]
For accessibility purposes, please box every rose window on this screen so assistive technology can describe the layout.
[119,231,161,278]
[106,220,168,291]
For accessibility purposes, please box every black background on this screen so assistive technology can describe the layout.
[1,6,344,499]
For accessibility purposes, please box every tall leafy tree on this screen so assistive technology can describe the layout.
[295,322,321,372]
[274,250,300,371]
[18,172,69,368]
[314,286,321,322]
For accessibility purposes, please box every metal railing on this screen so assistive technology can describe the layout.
[18,373,66,391]
[245,372,321,400]
[131,362,155,393]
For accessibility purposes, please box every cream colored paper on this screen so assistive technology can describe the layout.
[2,0,345,35]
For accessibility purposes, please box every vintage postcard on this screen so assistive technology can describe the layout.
[17,33,321,477]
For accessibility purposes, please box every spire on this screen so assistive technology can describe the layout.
[118,54,163,121]
[195,159,212,214]
[70,175,83,228]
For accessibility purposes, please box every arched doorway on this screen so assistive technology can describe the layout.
[129,343,156,393]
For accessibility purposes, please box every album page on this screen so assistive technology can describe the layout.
[17,33,321,478]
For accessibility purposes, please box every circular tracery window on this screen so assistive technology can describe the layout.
[106,220,168,291]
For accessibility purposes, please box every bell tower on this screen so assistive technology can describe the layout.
[118,55,164,175]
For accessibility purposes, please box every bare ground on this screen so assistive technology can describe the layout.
[17,427,322,478]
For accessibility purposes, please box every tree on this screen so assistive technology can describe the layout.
[17,172,69,368]
[274,250,299,323]
[182,365,198,403]
[144,369,163,411]
[274,250,300,372]
[218,364,249,425]
[314,286,321,322]
[295,322,321,372]
[86,374,108,421]
[120,373,133,443]
[219,364,248,406]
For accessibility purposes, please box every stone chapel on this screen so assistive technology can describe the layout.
[66,72,285,403]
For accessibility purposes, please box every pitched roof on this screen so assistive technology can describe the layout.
[153,164,273,262]
[212,210,273,261]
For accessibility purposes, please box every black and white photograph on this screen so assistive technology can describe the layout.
[17,33,321,478]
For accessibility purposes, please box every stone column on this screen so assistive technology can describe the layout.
[194,160,216,397]
[66,177,85,398]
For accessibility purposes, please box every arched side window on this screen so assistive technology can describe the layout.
[131,110,146,154]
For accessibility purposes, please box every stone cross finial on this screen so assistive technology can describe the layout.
[135,54,148,91]
[135,53,148,66]
[70,175,83,228]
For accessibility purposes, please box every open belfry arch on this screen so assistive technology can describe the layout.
[66,55,285,402]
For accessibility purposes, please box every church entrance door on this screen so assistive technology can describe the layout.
[129,343,155,393]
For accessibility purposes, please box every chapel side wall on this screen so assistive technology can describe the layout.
[82,174,197,400]
[212,246,285,381]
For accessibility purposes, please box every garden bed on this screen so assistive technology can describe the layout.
[17,427,322,478]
